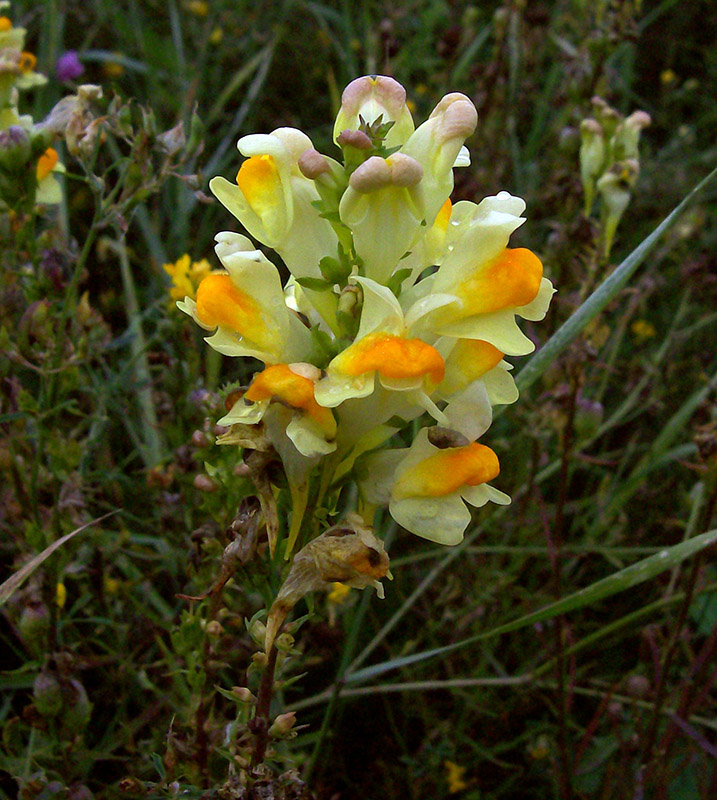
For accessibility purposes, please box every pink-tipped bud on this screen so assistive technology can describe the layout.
[388,153,423,187]
[334,75,414,147]
[349,156,392,193]
[298,148,330,179]
[336,129,373,150]
[231,686,256,703]
[193,474,218,493]
[268,711,296,738]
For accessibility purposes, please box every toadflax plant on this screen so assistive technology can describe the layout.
[180,75,554,680]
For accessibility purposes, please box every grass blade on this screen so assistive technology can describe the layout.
[516,164,717,394]
[347,527,717,684]
[0,511,119,607]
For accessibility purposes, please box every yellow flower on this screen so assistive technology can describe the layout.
[163,254,211,303]
[18,51,37,73]
[660,69,676,85]
[327,582,351,604]
[444,760,467,794]
[187,0,209,16]
[56,582,67,609]
[209,26,223,45]
[103,60,124,78]
[631,319,656,340]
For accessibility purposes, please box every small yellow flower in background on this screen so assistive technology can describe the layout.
[163,254,211,304]
[104,576,121,595]
[187,0,209,16]
[527,733,550,760]
[56,582,67,609]
[18,51,36,73]
[209,26,223,45]
[660,69,676,85]
[103,59,124,79]
[327,582,351,604]
[445,760,468,794]
[0,16,11,32]
[631,319,656,340]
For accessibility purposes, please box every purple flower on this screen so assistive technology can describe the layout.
[55,51,83,82]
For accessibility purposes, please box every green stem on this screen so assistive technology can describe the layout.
[112,238,163,468]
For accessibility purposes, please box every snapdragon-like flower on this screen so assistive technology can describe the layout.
[358,384,509,545]
[414,193,555,356]
[180,75,554,549]
[315,277,449,423]
[179,231,312,364]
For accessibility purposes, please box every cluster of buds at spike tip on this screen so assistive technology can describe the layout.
[579,96,651,256]
[179,74,555,560]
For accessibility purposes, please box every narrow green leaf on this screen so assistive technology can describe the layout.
[0,511,120,607]
[347,527,717,684]
[516,165,717,394]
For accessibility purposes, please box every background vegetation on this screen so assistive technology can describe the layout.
[1,0,715,798]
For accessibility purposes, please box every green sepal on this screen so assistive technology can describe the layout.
[387,267,413,297]
[296,276,334,292]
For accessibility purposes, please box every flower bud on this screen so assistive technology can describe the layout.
[33,672,63,717]
[336,129,373,151]
[191,429,210,448]
[268,711,296,738]
[297,147,331,179]
[333,75,414,147]
[597,160,639,256]
[0,125,31,172]
[579,118,605,215]
[18,603,50,653]
[274,632,295,652]
[248,617,267,645]
[193,473,218,492]
[231,686,256,703]
[61,679,92,732]
[614,110,651,161]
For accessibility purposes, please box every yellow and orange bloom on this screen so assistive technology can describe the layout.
[220,363,337,458]
[179,75,554,547]
[178,231,312,364]
[209,128,340,329]
[315,277,449,423]
[415,192,555,356]
[359,387,509,545]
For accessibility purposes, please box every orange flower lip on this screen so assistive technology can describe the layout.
[394,442,499,500]
[458,247,543,315]
[195,273,267,343]
[336,332,445,386]
[36,148,58,182]
[246,364,336,436]
[442,338,504,395]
